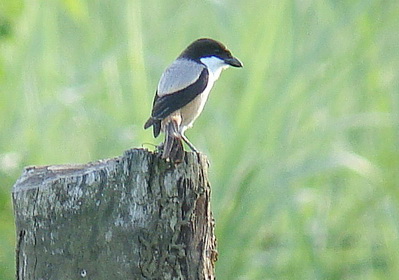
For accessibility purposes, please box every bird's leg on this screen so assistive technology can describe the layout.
[180,133,199,153]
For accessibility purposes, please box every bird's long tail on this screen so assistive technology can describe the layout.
[162,120,184,163]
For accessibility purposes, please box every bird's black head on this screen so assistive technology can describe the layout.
[179,38,243,67]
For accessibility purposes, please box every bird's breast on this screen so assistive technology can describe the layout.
[179,76,216,133]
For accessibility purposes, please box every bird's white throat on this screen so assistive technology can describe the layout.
[200,56,229,80]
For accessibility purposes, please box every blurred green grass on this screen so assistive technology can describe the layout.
[1,0,399,279]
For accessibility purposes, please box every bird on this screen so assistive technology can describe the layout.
[144,38,243,163]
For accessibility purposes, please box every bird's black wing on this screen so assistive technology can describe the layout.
[143,92,162,136]
[151,67,209,119]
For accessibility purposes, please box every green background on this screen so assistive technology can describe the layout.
[1,0,399,279]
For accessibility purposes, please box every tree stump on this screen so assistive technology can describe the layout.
[12,148,217,280]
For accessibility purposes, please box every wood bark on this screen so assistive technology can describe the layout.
[12,148,217,280]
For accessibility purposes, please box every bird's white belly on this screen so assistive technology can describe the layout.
[179,80,214,133]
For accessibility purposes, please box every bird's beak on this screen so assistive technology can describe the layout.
[224,57,243,68]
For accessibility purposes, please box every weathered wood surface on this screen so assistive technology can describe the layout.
[12,148,217,280]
